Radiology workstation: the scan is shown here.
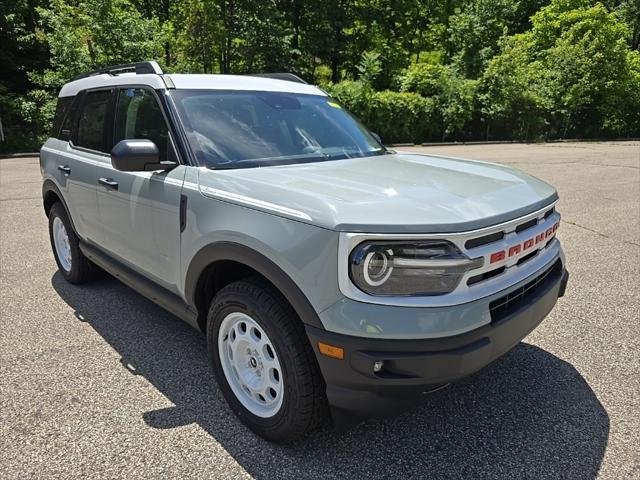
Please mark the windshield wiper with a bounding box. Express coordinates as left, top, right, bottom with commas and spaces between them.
212, 153, 330, 170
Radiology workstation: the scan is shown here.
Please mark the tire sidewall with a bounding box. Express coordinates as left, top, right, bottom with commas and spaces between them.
48, 203, 81, 282
207, 293, 303, 437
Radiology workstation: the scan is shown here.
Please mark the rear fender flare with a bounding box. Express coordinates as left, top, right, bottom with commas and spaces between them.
42, 179, 78, 235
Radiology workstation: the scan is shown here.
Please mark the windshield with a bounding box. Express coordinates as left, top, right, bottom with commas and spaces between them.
169, 90, 385, 169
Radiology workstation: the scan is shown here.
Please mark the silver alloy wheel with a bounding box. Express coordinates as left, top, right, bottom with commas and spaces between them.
52, 216, 72, 272
218, 312, 284, 418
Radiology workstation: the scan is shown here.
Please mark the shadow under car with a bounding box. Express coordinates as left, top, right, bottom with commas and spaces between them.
52, 272, 609, 480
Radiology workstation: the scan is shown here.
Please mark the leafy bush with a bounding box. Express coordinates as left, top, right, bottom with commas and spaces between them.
399, 64, 478, 140
356, 51, 382, 85
325, 81, 436, 143
0, 87, 55, 153
399, 63, 448, 97
440, 77, 479, 139
369, 91, 436, 143
324, 80, 375, 122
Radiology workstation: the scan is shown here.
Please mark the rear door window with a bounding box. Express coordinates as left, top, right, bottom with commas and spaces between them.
75, 90, 112, 152
114, 88, 169, 161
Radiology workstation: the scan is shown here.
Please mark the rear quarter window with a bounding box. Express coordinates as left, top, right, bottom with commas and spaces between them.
50, 96, 73, 139
59, 96, 81, 142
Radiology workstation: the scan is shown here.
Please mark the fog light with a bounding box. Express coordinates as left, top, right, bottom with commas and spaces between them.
373, 360, 384, 373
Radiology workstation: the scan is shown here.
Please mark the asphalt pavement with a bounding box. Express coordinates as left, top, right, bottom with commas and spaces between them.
1, 141, 639, 479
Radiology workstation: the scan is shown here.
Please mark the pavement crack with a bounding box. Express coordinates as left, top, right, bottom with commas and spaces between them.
562, 219, 640, 247
0, 196, 42, 202
590, 163, 640, 170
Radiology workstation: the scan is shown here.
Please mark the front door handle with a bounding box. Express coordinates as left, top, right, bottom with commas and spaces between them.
58, 165, 71, 175
98, 177, 119, 190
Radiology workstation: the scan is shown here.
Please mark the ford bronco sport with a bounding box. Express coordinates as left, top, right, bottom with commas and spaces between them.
41, 61, 569, 442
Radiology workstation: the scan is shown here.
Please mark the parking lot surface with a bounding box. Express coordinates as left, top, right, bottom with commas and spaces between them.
1, 141, 639, 479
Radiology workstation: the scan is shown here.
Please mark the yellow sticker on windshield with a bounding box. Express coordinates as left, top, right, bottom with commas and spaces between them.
327, 101, 342, 109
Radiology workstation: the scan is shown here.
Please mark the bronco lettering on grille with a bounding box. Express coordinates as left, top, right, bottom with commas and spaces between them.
490, 221, 559, 264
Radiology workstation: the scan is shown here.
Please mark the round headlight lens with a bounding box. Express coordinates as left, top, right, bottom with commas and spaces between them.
363, 249, 394, 286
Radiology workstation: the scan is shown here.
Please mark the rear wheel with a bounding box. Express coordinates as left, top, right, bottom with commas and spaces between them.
207, 277, 327, 442
48, 202, 94, 284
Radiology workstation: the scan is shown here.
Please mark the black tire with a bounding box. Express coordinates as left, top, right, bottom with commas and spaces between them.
206, 277, 328, 442
48, 202, 95, 284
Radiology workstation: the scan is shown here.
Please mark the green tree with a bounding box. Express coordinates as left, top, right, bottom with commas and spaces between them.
480, 0, 640, 139
173, 0, 294, 74
0, 0, 50, 152
613, 0, 639, 50
2, 0, 639, 151
232, 0, 292, 73
171, 0, 224, 73
446, 0, 554, 78
479, 36, 547, 139
35, 0, 164, 87
299, 0, 351, 82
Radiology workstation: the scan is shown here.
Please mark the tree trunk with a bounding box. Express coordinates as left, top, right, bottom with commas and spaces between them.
87, 40, 96, 65
220, 0, 233, 73
330, 22, 341, 83
330, 52, 339, 83
292, 0, 300, 51
164, 42, 171, 67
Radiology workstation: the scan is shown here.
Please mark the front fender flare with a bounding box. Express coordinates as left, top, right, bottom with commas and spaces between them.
184, 241, 325, 330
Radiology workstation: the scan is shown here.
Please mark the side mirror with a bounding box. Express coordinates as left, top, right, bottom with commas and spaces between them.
370, 131, 382, 144
111, 139, 177, 172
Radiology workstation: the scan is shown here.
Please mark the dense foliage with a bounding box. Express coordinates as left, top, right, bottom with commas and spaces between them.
1, 0, 638, 151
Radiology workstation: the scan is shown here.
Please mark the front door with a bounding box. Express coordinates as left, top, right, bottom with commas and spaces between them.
95, 87, 186, 292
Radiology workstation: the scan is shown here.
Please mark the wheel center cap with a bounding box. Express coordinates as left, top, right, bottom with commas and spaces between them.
249, 357, 257, 368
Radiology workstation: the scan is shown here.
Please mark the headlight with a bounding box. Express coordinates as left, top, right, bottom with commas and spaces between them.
349, 241, 483, 296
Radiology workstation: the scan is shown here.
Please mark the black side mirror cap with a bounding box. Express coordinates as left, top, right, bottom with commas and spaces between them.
111, 139, 177, 172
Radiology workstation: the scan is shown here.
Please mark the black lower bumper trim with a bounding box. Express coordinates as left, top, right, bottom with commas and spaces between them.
306, 267, 568, 418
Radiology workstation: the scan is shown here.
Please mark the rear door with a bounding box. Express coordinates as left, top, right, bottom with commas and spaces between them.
53, 90, 112, 243
95, 86, 186, 292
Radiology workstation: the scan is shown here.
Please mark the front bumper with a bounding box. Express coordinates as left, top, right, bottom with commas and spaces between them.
307, 264, 569, 418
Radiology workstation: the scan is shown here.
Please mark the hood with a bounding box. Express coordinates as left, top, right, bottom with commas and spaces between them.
197, 153, 558, 233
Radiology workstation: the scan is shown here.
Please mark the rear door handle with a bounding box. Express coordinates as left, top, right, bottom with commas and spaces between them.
98, 177, 119, 190
58, 165, 71, 175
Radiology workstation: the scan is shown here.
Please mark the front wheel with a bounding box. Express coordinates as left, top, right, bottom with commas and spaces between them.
206, 277, 327, 442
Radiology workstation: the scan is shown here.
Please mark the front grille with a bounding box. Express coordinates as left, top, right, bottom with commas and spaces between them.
489, 259, 562, 323
515, 218, 537, 233
465, 206, 555, 251
544, 207, 555, 219
465, 231, 504, 249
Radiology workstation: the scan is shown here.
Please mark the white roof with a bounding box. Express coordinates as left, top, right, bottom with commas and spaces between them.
169, 74, 325, 95
59, 73, 326, 97
59, 73, 167, 97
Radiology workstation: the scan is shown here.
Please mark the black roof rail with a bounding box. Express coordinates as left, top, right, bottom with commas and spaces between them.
72, 61, 163, 81
248, 73, 308, 84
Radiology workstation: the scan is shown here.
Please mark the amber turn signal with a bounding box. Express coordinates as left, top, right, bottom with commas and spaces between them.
318, 342, 344, 360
